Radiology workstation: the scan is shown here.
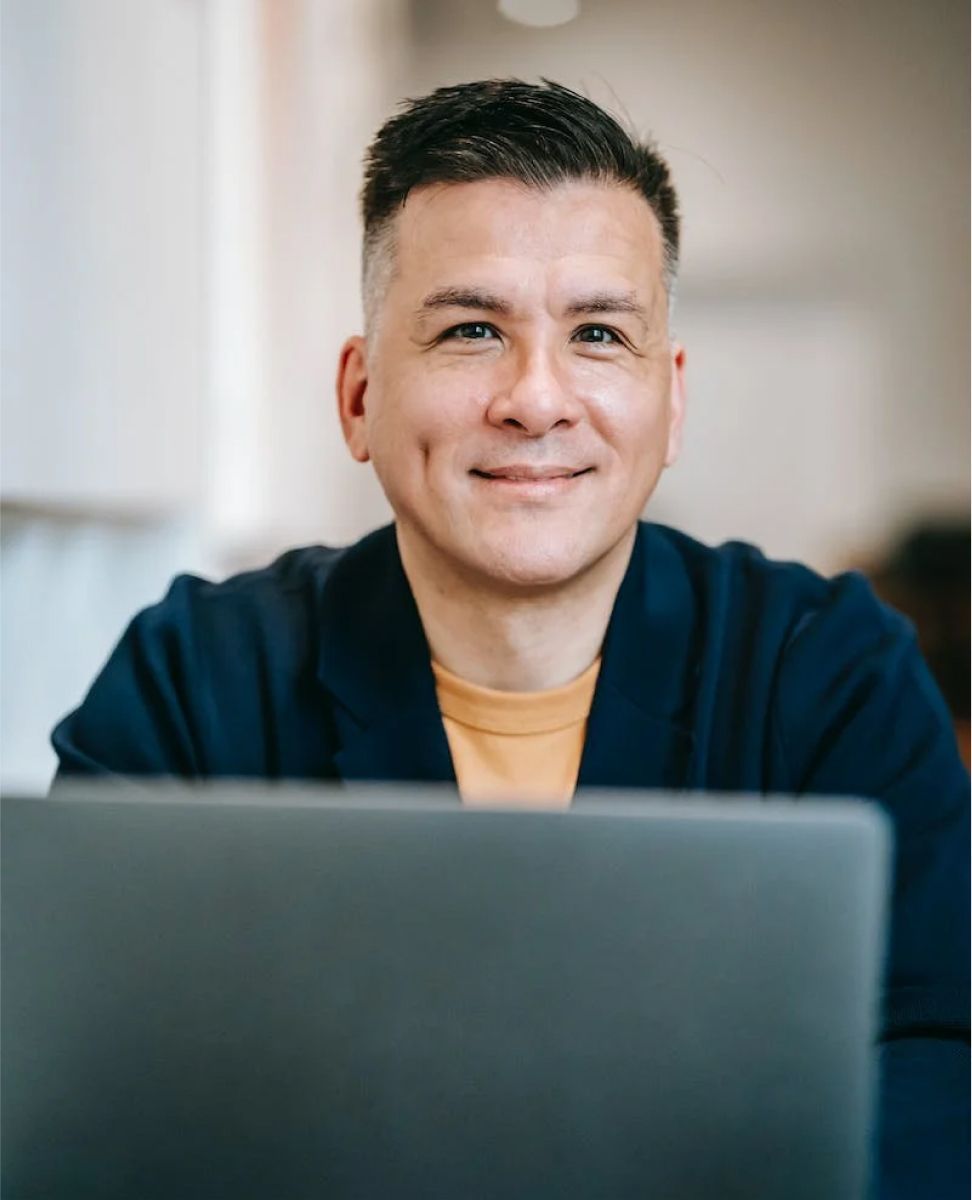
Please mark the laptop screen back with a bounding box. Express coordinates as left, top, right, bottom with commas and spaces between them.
2, 786, 889, 1200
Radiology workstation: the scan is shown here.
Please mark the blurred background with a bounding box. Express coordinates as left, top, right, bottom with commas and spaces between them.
2, 0, 968, 792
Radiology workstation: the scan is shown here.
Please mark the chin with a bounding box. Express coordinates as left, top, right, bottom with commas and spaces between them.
465, 526, 601, 591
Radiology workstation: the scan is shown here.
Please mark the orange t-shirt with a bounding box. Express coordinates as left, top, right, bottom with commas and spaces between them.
431, 658, 601, 808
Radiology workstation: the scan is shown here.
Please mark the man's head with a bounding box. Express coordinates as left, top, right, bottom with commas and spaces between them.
337, 78, 686, 593
359, 79, 681, 335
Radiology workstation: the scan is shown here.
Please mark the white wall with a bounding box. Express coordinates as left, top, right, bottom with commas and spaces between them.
205, 0, 402, 563
2, 0, 205, 512
2, 0, 213, 792
1, 0, 406, 792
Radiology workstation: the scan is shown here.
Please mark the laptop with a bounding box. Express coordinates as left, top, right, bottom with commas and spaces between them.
2, 784, 890, 1199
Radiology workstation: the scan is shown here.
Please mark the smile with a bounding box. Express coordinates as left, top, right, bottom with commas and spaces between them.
468, 466, 594, 498
470, 466, 594, 481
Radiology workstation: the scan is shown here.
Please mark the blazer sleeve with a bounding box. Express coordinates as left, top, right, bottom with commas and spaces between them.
774, 570, 969, 1200
51, 575, 207, 779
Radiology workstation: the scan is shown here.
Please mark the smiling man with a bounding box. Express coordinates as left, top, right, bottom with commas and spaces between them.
52, 80, 967, 1194
334, 162, 684, 804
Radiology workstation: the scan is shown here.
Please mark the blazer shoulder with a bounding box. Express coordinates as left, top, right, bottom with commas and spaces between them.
51, 542, 350, 778
171, 542, 342, 606
643, 521, 852, 631
148, 543, 343, 646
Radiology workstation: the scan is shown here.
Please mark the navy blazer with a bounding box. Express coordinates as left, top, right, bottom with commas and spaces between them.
53, 521, 970, 1197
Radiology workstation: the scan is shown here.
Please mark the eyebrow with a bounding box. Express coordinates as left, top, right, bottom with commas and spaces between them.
414, 286, 652, 330
564, 291, 651, 330
415, 287, 514, 319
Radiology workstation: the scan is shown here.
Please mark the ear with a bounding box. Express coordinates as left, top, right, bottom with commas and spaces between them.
664, 341, 686, 468
336, 336, 371, 463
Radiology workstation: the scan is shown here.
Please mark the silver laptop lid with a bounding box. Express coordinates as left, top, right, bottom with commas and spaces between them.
2, 785, 890, 1200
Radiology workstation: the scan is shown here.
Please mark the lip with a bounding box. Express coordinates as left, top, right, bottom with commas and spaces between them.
470, 465, 593, 481
469, 465, 594, 499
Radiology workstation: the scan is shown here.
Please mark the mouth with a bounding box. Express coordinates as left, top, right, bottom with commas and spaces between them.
468, 465, 595, 501
470, 466, 594, 481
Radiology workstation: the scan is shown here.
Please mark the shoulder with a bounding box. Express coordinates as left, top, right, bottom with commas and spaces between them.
134, 526, 396, 661
640, 520, 895, 647
114, 544, 340, 689
51, 527, 398, 777
84, 525, 399, 702
645, 524, 960, 796
119, 523, 406, 706
150, 543, 341, 636
641, 524, 963, 800
640, 522, 947, 756
162, 541, 344, 611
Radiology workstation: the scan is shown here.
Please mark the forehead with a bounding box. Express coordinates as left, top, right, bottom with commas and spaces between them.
389, 178, 666, 305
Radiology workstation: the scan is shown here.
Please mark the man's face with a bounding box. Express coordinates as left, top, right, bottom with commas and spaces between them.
338, 178, 685, 590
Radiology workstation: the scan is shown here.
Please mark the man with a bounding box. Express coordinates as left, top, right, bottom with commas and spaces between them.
53, 80, 968, 1194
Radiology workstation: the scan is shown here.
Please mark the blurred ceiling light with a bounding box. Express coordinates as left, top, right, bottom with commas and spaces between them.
498, 0, 581, 28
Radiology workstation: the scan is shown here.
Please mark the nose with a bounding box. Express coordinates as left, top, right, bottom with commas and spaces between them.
485, 347, 581, 437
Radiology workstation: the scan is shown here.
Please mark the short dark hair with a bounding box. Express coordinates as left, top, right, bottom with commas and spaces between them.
360, 78, 680, 324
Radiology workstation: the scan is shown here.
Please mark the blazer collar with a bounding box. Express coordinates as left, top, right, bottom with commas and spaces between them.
314, 524, 455, 784
577, 523, 696, 790
315, 522, 696, 791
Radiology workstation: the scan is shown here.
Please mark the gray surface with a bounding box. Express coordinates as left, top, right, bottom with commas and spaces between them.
2, 785, 890, 1199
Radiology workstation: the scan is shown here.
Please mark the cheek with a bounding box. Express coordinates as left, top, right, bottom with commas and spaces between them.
369, 368, 483, 473
586, 391, 670, 461
579, 361, 672, 460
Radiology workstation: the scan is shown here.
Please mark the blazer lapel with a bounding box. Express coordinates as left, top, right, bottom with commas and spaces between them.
314, 525, 455, 786
314, 521, 697, 794
577, 524, 697, 792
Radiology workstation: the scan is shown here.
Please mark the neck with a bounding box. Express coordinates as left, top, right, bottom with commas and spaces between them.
397, 525, 637, 692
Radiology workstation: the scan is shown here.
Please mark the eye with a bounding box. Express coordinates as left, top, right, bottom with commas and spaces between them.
573, 325, 621, 345
440, 322, 499, 342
